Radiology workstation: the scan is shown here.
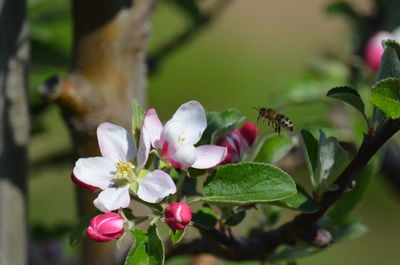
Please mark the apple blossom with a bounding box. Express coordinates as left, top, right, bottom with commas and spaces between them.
364, 31, 394, 72
164, 202, 192, 230
86, 212, 125, 242
141, 101, 228, 169
72, 122, 176, 212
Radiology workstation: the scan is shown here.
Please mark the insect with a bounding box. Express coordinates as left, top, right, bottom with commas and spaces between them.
253, 107, 293, 134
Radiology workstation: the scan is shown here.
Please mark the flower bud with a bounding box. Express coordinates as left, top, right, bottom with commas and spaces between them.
364, 31, 393, 72
71, 173, 99, 191
164, 202, 192, 230
217, 137, 240, 164
239, 122, 259, 146
86, 213, 124, 242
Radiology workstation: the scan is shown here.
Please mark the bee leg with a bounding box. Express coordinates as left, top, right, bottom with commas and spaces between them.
277, 125, 281, 134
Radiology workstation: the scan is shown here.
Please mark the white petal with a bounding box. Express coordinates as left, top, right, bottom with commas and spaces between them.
167, 101, 207, 145
137, 127, 151, 169
160, 121, 185, 157
191, 145, 228, 169
143, 109, 163, 148
137, 170, 176, 203
171, 144, 197, 168
73, 157, 115, 189
97, 122, 136, 163
93, 185, 131, 212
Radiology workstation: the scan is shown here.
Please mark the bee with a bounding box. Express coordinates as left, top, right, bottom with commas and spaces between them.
253, 107, 293, 134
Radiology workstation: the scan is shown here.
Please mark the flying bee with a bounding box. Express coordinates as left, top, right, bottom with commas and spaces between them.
253, 107, 293, 134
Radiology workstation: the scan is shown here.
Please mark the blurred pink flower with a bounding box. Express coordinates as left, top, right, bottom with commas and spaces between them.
86, 213, 124, 242
364, 31, 394, 72
164, 202, 192, 230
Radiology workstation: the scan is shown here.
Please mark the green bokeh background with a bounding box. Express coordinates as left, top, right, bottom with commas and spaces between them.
28, 0, 400, 264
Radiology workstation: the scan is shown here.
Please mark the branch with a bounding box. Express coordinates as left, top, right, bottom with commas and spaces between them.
167, 118, 400, 261
147, 0, 232, 73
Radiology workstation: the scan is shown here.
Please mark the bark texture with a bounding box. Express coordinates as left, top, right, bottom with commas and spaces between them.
53, 0, 158, 264
0, 0, 29, 264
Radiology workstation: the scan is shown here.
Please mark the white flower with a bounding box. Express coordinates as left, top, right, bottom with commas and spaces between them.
72, 122, 176, 212
141, 101, 227, 169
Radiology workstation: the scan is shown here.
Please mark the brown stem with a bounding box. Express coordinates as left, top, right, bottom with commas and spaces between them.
167, 118, 400, 261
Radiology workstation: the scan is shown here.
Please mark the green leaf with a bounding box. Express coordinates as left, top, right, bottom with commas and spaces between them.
69, 210, 100, 247
126, 230, 149, 265
373, 41, 400, 127
327, 86, 365, 114
276, 185, 319, 213
225, 209, 246, 226
203, 162, 296, 205
301, 130, 318, 182
314, 131, 348, 193
377, 41, 400, 80
192, 207, 218, 230
125, 226, 164, 265
200, 109, 243, 145
254, 135, 294, 164
370, 78, 400, 119
169, 228, 186, 244
147, 225, 164, 265
131, 98, 145, 137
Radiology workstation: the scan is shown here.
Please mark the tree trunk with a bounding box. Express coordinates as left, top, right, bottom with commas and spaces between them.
0, 0, 29, 265
54, 0, 158, 264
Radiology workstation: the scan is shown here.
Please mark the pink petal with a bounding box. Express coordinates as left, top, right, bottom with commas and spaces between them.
166, 101, 207, 145
239, 122, 259, 146
217, 137, 240, 164
191, 145, 228, 169
230, 129, 247, 155
171, 144, 197, 168
93, 186, 131, 212
364, 31, 393, 72
71, 173, 99, 191
137, 126, 150, 169
137, 170, 176, 203
72, 157, 115, 190
143, 109, 163, 148
97, 122, 136, 163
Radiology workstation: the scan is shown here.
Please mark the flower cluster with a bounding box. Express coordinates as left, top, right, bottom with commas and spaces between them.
217, 122, 259, 164
71, 101, 228, 241
364, 28, 400, 72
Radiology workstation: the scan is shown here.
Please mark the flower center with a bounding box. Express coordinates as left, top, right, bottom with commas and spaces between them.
115, 161, 135, 180
178, 136, 185, 144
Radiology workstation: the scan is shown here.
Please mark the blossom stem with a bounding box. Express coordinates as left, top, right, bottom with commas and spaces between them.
175, 171, 188, 202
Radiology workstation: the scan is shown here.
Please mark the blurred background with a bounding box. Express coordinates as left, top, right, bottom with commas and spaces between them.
27, 0, 400, 264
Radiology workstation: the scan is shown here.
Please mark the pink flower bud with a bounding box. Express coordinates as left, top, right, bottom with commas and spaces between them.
217, 137, 240, 164
239, 122, 259, 146
71, 173, 99, 191
86, 213, 124, 242
164, 202, 192, 230
364, 31, 393, 72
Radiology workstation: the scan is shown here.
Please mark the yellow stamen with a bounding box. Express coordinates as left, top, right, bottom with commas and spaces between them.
178, 136, 185, 144
115, 161, 135, 180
